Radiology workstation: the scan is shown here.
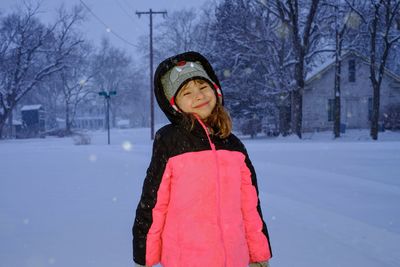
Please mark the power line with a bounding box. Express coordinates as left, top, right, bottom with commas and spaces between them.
79, 0, 139, 48
115, 0, 137, 23
122, 0, 136, 11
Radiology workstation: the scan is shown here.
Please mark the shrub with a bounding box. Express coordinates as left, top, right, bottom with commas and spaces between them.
72, 132, 91, 145
383, 104, 400, 130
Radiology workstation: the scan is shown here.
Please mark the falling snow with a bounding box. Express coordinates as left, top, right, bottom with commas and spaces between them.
344, 11, 362, 29
122, 141, 133, 151
223, 69, 231, 78
88, 154, 97, 162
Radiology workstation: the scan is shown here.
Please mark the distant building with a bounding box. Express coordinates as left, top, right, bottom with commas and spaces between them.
73, 116, 104, 130
303, 52, 400, 132
21, 104, 45, 138
116, 119, 130, 129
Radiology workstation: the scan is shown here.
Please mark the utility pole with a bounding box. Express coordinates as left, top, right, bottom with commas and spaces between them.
136, 9, 167, 140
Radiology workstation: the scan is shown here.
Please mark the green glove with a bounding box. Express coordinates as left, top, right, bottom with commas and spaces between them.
249, 261, 270, 267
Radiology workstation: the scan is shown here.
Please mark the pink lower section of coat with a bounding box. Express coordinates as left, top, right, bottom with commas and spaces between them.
145, 150, 271, 267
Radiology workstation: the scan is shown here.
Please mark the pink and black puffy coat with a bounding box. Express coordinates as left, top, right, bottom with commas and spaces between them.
132, 51, 272, 267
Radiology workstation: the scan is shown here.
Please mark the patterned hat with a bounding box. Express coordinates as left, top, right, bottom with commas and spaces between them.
160, 60, 222, 111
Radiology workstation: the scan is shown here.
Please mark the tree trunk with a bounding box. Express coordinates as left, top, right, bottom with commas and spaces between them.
8, 110, 13, 138
278, 40, 290, 136
291, 89, 303, 138
334, 25, 343, 138
334, 59, 341, 138
369, 7, 379, 141
279, 101, 291, 136
65, 102, 71, 135
0, 119, 5, 139
0, 108, 11, 139
292, 57, 304, 138
370, 82, 380, 140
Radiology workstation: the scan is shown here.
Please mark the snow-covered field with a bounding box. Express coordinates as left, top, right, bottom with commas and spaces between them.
1, 127, 399, 267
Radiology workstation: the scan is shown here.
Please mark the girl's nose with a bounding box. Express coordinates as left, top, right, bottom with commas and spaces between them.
195, 90, 205, 100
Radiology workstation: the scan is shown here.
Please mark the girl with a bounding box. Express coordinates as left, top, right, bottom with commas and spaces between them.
132, 51, 272, 267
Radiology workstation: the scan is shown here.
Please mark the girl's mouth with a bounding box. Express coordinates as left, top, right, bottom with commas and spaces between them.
194, 101, 209, 108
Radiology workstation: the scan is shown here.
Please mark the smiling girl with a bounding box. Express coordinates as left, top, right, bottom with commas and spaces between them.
132, 51, 272, 267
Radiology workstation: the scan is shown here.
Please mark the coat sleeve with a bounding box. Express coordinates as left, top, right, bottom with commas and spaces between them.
240, 144, 272, 263
132, 131, 172, 266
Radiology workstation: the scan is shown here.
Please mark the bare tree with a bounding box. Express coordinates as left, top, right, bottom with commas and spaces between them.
52, 5, 91, 134
209, 0, 294, 134
92, 38, 134, 128
0, 3, 84, 138
347, 0, 400, 140
60, 57, 94, 134
148, 6, 215, 72
273, 0, 321, 138
322, 0, 363, 138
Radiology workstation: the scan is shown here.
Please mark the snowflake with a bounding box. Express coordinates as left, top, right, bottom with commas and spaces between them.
344, 12, 361, 29
276, 22, 290, 39
79, 79, 87, 86
122, 141, 133, 151
258, 0, 267, 5
89, 154, 97, 162
245, 67, 253, 75
223, 69, 231, 78
48, 258, 56, 265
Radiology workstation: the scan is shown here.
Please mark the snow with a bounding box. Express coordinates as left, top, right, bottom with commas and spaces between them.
11, 119, 22, 126
305, 54, 336, 82
0, 127, 400, 267
20, 105, 43, 111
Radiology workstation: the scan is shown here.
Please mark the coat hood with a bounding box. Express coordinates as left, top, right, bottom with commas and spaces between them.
154, 51, 224, 125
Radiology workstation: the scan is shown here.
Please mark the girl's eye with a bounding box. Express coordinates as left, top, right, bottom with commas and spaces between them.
183, 92, 191, 96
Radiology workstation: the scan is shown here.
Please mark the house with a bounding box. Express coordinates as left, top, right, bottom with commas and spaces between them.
20, 104, 45, 138
73, 116, 104, 130
73, 104, 105, 130
302, 52, 400, 132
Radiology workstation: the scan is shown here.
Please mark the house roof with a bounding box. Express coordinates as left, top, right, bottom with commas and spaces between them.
21, 104, 43, 111
305, 51, 400, 85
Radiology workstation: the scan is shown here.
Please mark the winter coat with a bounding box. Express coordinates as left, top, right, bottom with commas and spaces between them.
132, 51, 272, 267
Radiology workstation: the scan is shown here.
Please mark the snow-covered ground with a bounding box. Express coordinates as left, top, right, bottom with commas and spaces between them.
0, 127, 399, 267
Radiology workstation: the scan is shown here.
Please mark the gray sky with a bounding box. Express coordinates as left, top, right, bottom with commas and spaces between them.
0, 0, 212, 59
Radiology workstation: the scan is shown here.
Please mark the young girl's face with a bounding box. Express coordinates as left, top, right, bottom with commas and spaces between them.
175, 80, 217, 119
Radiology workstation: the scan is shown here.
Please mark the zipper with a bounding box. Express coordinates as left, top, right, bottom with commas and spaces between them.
195, 115, 227, 267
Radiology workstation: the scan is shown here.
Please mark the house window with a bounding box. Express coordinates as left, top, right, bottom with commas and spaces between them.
349, 59, 356, 82
328, 99, 335, 121
368, 97, 373, 121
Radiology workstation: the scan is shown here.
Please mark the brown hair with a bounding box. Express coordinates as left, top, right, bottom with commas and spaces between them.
179, 80, 232, 139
